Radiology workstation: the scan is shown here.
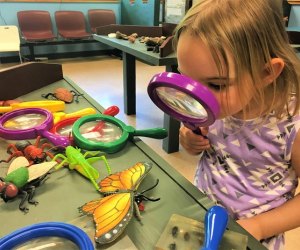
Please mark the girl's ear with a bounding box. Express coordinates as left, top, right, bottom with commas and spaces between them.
262, 58, 285, 85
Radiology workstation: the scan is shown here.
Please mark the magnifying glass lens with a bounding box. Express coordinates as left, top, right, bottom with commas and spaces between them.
3, 113, 47, 130
156, 86, 208, 119
12, 236, 79, 250
79, 120, 123, 142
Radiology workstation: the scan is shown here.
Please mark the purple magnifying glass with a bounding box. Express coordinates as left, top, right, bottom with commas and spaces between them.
147, 72, 220, 133
0, 108, 70, 147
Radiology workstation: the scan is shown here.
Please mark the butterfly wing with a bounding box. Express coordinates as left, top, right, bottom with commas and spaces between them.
99, 161, 152, 193
79, 192, 134, 244
79, 198, 103, 215
79, 162, 153, 245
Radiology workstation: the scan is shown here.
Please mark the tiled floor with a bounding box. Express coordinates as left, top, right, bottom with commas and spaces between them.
1, 56, 299, 249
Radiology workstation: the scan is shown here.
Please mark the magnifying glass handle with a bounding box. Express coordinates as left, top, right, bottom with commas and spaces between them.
133, 128, 168, 139
193, 127, 203, 135
183, 122, 206, 137
191, 126, 208, 139
103, 105, 119, 116
90, 106, 120, 133
201, 205, 228, 250
41, 130, 70, 147
192, 126, 209, 139
0, 101, 65, 113
53, 108, 97, 124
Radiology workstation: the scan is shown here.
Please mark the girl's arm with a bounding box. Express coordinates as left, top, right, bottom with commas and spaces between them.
237, 130, 300, 240
237, 193, 300, 240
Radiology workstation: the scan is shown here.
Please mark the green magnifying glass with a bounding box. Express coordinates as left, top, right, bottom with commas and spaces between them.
72, 114, 168, 153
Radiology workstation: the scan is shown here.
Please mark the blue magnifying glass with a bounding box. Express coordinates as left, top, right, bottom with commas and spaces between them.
0, 222, 94, 250
201, 205, 228, 250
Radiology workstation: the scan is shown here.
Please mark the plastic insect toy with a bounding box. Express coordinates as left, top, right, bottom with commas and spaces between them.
171, 226, 179, 238
41, 87, 83, 103
0, 136, 54, 165
0, 157, 57, 213
79, 162, 160, 245
0, 99, 21, 107
169, 242, 176, 250
52, 146, 111, 190
183, 232, 190, 241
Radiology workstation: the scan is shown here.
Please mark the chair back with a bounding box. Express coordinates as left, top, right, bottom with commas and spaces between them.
17, 10, 56, 42
88, 9, 116, 33
55, 11, 91, 39
0, 26, 21, 52
0, 26, 22, 62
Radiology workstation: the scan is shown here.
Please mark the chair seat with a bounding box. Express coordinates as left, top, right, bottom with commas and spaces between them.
22, 31, 56, 42
59, 31, 92, 39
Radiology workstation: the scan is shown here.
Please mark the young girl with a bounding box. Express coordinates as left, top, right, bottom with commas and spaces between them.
175, 0, 300, 249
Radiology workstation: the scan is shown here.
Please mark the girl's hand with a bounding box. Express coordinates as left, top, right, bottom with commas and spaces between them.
179, 126, 211, 155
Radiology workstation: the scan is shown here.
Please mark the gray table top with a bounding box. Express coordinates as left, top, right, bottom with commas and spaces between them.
0, 73, 266, 250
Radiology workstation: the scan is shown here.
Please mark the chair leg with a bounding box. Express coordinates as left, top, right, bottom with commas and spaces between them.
29, 44, 35, 61
19, 51, 22, 63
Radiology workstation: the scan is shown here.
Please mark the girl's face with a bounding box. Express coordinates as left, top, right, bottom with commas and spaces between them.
177, 32, 256, 119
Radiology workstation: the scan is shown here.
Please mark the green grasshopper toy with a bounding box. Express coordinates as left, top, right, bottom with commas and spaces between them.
52, 146, 111, 190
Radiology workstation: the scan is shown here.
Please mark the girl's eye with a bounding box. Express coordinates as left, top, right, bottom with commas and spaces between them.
207, 82, 225, 91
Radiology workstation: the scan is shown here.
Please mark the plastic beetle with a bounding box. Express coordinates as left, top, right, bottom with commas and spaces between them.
42, 87, 83, 103
0, 136, 54, 165
0, 100, 21, 107
0, 157, 57, 213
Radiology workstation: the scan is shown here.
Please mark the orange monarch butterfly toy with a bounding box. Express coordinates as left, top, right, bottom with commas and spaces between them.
79, 161, 160, 244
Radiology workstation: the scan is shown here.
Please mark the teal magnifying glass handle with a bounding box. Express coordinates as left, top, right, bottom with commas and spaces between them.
201, 205, 228, 250
125, 126, 168, 139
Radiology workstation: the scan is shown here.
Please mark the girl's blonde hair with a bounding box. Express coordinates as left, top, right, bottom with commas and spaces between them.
173, 0, 300, 118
